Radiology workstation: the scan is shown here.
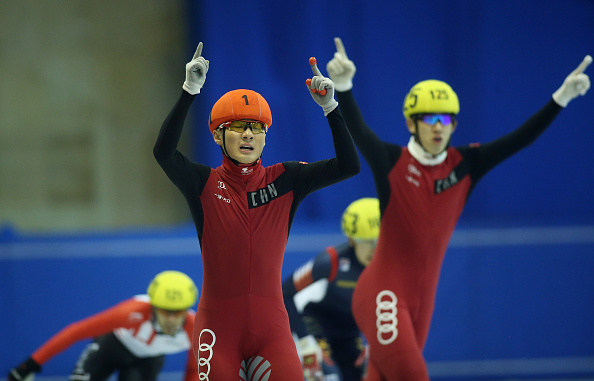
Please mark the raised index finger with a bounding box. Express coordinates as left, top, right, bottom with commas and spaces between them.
192, 42, 203, 60
309, 57, 323, 76
571, 55, 592, 75
334, 37, 348, 59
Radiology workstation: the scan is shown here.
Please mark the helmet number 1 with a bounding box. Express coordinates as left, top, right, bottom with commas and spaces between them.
242, 94, 249, 105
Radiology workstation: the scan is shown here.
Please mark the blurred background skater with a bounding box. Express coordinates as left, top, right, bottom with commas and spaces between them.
283, 197, 380, 381
7, 270, 199, 381
325, 37, 591, 380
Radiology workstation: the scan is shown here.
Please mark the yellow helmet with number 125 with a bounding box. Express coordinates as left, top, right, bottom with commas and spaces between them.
147, 270, 198, 311
402, 79, 460, 119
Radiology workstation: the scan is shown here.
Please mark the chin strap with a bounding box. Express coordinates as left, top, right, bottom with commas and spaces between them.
219, 128, 231, 158
407, 136, 447, 166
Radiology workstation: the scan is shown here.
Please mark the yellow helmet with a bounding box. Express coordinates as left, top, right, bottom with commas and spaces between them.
147, 270, 198, 310
402, 79, 460, 119
341, 198, 381, 240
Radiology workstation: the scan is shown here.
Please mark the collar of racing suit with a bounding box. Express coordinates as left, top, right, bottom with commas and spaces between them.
407, 136, 448, 166
222, 154, 262, 179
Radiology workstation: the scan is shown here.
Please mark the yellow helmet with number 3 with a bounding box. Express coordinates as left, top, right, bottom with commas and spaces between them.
402, 79, 460, 119
147, 270, 198, 311
341, 198, 381, 240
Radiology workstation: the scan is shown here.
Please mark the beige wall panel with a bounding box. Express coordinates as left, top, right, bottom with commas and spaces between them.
0, 1, 192, 231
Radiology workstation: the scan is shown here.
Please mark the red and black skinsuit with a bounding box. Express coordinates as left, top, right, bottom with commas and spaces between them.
154, 91, 359, 380
336, 89, 563, 380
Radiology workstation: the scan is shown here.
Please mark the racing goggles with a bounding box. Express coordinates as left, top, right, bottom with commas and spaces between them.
416, 114, 454, 126
219, 120, 268, 134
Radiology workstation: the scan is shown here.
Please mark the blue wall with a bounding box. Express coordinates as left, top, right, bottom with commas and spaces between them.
182, 0, 594, 226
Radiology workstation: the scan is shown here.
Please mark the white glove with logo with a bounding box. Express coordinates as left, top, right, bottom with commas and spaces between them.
183, 42, 209, 95
306, 57, 338, 116
552, 55, 591, 107
326, 37, 356, 92
298, 335, 324, 381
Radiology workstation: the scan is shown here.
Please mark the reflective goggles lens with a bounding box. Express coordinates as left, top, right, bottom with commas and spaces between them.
219, 120, 268, 134
418, 114, 453, 126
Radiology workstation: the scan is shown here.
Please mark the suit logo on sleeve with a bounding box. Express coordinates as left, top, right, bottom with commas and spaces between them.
435, 170, 459, 194
248, 182, 279, 208
434, 163, 468, 194
339, 258, 351, 272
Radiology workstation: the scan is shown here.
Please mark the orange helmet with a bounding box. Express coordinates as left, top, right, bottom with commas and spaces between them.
208, 89, 272, 132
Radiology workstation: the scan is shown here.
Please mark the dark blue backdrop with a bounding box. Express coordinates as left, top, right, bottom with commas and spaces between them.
181, 0, 594, 226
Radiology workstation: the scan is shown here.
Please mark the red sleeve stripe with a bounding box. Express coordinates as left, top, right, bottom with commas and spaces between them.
326, 246, 339, 282
293, 260, 314, 292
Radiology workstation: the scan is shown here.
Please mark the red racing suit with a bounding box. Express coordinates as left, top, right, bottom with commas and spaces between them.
336, 89, 563, 380
154, 91, 359, 380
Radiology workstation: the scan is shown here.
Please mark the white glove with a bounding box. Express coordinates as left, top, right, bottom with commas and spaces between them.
307, 57, 338, 116
326, 37, 356, 92
552, 55, 591, 107
298, 335, 324, 381
182, 42, 209, 95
